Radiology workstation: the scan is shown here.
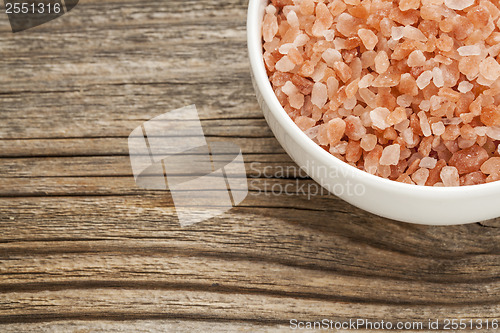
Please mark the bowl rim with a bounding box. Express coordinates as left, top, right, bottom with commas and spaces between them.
247, 0, 500, 197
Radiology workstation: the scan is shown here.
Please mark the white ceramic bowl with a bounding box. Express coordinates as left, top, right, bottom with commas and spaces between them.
247, 0, 500, 225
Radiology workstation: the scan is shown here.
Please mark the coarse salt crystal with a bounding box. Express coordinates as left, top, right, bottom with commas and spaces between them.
370, 107, 391, 130
457, 45, 481, 56
311, 82, 328, 108
479, 57, 500, 81
403, 26, 428, 42
431, 121, 446, 135
391, 26, 405, 41
458, 81, 473, 93
282, 81, 298, 96
322, 49, 342, 67
440, 166, 460, 186
358, 28, 378, 50
416, 70, 433, 89
418, 111, 432, 137
379, 144, 401, 166
275, 56, 295, 72
432, 67, 445, 88
279, 43, 295, 55
420, 157, 438, 169
444, 0, 474, 11
358, 74, 374, 88
407, 50, 426, 67
397, 94, 413, 107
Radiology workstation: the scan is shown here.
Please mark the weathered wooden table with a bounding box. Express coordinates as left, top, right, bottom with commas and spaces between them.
1, 1, 499, 332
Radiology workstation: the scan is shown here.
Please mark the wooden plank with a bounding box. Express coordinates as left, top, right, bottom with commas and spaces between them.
0, 320, 288, 333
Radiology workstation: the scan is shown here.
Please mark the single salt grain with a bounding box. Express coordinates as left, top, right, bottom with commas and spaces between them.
286, 10, 299, 28
322, 49, 342, 67
374, 51, 390, 74
344, 96, 357, 110
407, 50, 426, 67
391, 26, 405, 41
431, 121, 446, 135
481, 157, 500, 175
416, 70, 433, 89
358, 28, 378, 50
360, 134, 378, 151
293, 34, 310, 47
444, 0, 474, 11
412, 168, 430, 186
432, 67, 444, 88
397, 94, 413, 107
326, 118, 346, 145
458, 81, 473, 93
457, 45, 481, 56
403, 26, 428, 42
358, 74, 374, 88
418, 111, 432, 137
380, 144, 401, 166
479, 57, 500, 81
440, 166, 460, 186
263, 13, 278, 43
279, 43, 295, 55
420, 100, 431, 111
275, 56, 296, 72
370, 107, 391, 130
304, 125, 319, 139
282, 81, 298, 96
420, 157, 438, 169
311, 82, 328, 108
400, 0, 421, 11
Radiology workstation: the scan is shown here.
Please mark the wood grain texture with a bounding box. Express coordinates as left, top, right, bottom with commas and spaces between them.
0, 0, 499, 332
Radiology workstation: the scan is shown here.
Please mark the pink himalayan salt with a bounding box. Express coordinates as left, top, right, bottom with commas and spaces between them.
322, 49, 342, 67
444, 0, 474, 11
312, 3, 333, 37
374, 51, 390, 74
326, 118, 346, 145
311, 82, 327, 108
380, 144, 401, 166
448, 145, 489, 174
360, 134, 378, 151
295, 116, 315, 131
420, 156, 438, 169
412, 168, 430, 186
440, 166, 460, 186
416, 70, 433, 89
432, 68, 444, 88
358, 29, 378, 50
391, 26, 405, 40
457, 45, 482, 57
403, 26, 428, 42
358, 74, 374, 88
400, 0, 421, 11
431, 121, 446, 135
265, 0, 500, 187
364, 145, 383, 174
479, 57, 500, 81
275, 56, 295, 72
458, 81, 473, 93
418, 111, 432, 137
345, 115, 366, 140
370, 107, 391, 130
480, 157, 500, 176
407, 50, 426, 67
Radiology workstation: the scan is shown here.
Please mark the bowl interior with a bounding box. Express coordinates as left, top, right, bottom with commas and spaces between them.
247, 0, 500, 198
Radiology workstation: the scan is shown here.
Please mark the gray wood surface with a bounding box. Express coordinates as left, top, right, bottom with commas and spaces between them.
0, 0, 499, 332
